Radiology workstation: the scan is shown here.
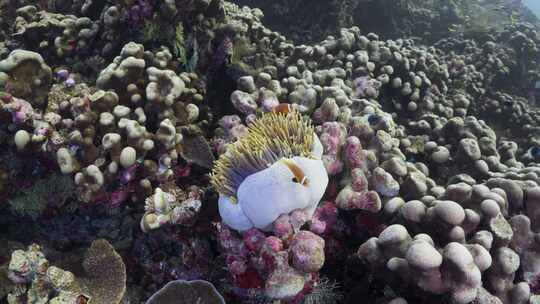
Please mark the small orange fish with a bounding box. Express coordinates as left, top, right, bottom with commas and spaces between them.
273, 103, 292, 114
280, 158, 309, 187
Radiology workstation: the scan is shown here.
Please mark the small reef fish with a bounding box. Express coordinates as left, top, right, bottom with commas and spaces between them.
280, 158, 309, 187
273, 103, 293, 114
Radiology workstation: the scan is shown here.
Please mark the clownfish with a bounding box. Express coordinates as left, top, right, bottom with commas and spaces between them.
280, 158, 309, 187
273, 103, 293, 114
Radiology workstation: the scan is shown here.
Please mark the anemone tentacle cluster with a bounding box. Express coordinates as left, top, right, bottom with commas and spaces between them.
211, 109, 328, 231
211, 110, 316, 197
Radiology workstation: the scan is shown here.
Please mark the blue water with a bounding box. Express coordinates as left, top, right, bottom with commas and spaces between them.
524, 0, 540, 17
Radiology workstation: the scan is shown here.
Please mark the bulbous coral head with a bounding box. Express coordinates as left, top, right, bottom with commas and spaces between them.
211, 110, 328, 231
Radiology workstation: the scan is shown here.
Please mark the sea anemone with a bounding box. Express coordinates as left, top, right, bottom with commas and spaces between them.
211, 110, 328, 231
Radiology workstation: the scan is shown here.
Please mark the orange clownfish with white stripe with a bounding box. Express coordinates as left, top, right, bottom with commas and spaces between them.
280, 158, 310, 187
273, 103, 293, 114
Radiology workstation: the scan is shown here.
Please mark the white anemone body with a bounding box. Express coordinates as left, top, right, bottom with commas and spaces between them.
218, 155, 328, 231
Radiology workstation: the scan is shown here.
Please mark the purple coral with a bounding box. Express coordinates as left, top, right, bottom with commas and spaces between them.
4, 97, 34, 124
123, 0, 153, 25
353, 76, 380, 98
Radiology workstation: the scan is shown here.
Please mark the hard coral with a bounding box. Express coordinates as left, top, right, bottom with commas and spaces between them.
0, 50, 52, 107
6, 240, 125, 304
140, 185, 202, 232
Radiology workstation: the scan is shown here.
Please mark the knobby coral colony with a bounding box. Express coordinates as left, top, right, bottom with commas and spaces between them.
2, 0, 540, 303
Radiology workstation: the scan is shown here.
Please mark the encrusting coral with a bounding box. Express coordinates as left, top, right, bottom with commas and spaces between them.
5, 239, 125, 304
0, 49, 52, 106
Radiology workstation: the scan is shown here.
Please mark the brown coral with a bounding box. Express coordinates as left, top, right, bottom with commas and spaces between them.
79, 239, 126, 304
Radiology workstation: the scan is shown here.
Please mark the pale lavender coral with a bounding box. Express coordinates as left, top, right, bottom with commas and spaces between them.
64, 77, 76, 87
258, 89, 280, 112
310, 202, 339, 235
231, 90, 258, 114
336, 186, 381, 212
313, 98, 339, 123
345, 136, 377, 171
358, 225, 488, 304
372, 166, 400, 197
486, 246, 531, 304
2, 97, 34, 124
524, 187, 540, 231
214, 115, 248, 154
352, 76, 380, 98
316, 122, 347, 176
290, 231, 325, 273
56, 69, 69, 79
510, 215, 540, 289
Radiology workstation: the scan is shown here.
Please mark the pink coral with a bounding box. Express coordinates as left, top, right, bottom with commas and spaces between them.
336, 187, 381, 212
310, 202, 339, 235
217, 218, 327, 302
317, 122, 347, 175
353, 76, 380, 98
290, 231, 325, 273
4, 97, 34, 124
273, 214, 295, 240
345, 136, 367, 169
242, 228, 266, 252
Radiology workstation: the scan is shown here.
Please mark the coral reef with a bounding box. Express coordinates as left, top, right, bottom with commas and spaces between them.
0, 0, 540, 303
231, 0, 540, 44
5, 240, 125, 304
